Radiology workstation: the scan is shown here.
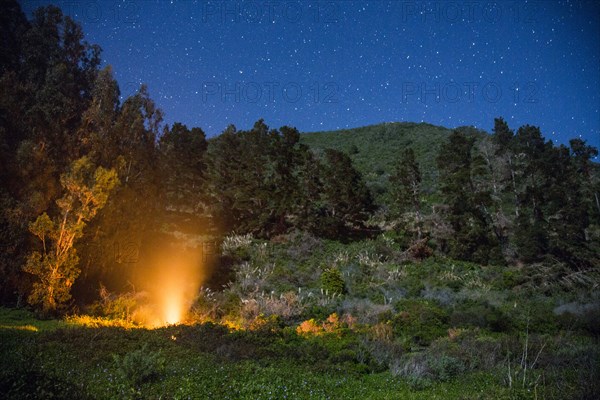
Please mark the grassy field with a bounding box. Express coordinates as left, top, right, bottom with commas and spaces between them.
2, 233, 599, 399
0, 308, 531, 400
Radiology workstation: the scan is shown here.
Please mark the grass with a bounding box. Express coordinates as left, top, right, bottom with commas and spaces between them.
0, 307, 68, 332
0, 313, 526, 400
1, 233, 598, 399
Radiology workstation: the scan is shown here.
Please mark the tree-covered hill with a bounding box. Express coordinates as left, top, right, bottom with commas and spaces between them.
1, 0, 598, 316
301, 122, 488, 202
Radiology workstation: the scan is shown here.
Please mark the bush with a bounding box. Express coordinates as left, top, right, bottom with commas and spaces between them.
296, 319, 322, 336
221, 233, 254, 256
321, 267, 346, 295
113, 344, 165, 393
390, 353, 432, 389
285, 230, 323, 262
407, 239, 434, 260
392, 299, 449, 345
89, 286, 141, 322
339, 298, 392, 324
427, 355, 465, 381
450, 301, 511, 332
390, 351, 465, 388
555, 302, 600, 335
301, 303, 336, 321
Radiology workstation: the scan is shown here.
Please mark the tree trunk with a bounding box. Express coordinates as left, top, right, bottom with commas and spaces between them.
509, 155, 519, 218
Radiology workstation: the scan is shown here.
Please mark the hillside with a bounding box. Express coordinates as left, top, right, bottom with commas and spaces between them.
301, 122, 485, 202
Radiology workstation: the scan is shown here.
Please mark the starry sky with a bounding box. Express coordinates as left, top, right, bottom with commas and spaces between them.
21, 0, 600, 151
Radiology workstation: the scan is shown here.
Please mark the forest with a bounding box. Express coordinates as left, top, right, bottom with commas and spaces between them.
1, 2, 599, 399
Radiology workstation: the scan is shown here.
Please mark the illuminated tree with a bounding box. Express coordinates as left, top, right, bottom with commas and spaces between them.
23, 157, 118, 314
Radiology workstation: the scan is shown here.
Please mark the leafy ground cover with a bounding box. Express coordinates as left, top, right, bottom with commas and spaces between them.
2, 232, 598, 399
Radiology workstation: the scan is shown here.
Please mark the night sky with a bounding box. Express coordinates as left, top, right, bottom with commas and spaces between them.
21, 0, 600, 152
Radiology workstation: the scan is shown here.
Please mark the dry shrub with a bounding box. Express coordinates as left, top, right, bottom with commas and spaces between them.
232, 262, 274, 294
390, 353, 430, 380
240, 299, 260, 321
340, 298, 392, 324
323, 313, 341, 333
296, 318, 322, 336
296, 313, 343, 336
407, 238, 433, 260
341, 313, 358, 330
189, 288, 220, 323
371, 322, 393, 342
221, 233, 253, 254
246, 291, 304, 320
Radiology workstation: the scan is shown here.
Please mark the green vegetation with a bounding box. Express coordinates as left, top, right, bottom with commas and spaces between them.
1, 234, 599, 398
1, 1, 599, 398
301, 122, 455, 201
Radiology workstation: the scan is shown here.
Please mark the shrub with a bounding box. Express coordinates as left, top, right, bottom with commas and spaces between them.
221, 233, 254, 255
427, 355, 465, 381
370, 322, 393, 342
392, 299, 449, 345
358, 337, 404, 373
230, 262, 275, 295
296, 319, 322, 336
296, 313, 343, 337
340, 298, 392, 324
321, 267, 346, 295
390, 353, 431, 389
407, 238, 433, 260
449, 301, 511, 332
436, 329, 502, 370
249, 314, 283, 332
323, 313, 342, 333
301, 304, 335, 321
89, 286, 141, 322
112, 344, 165, 392
285, 230, 323, 261
555, 302, 600, 335
189, 287, 220, 323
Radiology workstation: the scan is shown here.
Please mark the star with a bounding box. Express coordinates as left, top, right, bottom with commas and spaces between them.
13, 0, 593, 147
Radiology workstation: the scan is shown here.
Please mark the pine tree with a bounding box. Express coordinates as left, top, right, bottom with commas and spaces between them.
510, 125, 551, 262
436, 130, 498, 263
159, 122, 207, 214
390, 148, 423, 239
570, 138, 600, 222
319, 149, 375, 238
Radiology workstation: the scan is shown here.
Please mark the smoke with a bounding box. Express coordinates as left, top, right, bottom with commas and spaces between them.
130, 238, 212, 327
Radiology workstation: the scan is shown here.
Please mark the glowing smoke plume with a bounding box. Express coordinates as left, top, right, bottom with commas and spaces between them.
131, 239, 209, 327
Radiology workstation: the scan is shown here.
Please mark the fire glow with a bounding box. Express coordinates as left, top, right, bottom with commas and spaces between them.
132, 244, 207, 328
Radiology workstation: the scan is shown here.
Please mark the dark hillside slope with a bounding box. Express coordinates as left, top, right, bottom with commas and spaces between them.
301, 122, 487, 203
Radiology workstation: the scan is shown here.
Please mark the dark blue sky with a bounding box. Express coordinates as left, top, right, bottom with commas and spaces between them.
22, 0, 599, 152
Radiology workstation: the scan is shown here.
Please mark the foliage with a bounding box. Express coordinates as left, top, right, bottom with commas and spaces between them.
22, 157, 118, 314
158, 122, 207, 214
390, 148, 423, 239
321, 267, 346, 295
317, 149, 376, 238
392, 299, 450, 346
1, 2, 600, 398
112, 343, 165, 396
436, 129, 498, 264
